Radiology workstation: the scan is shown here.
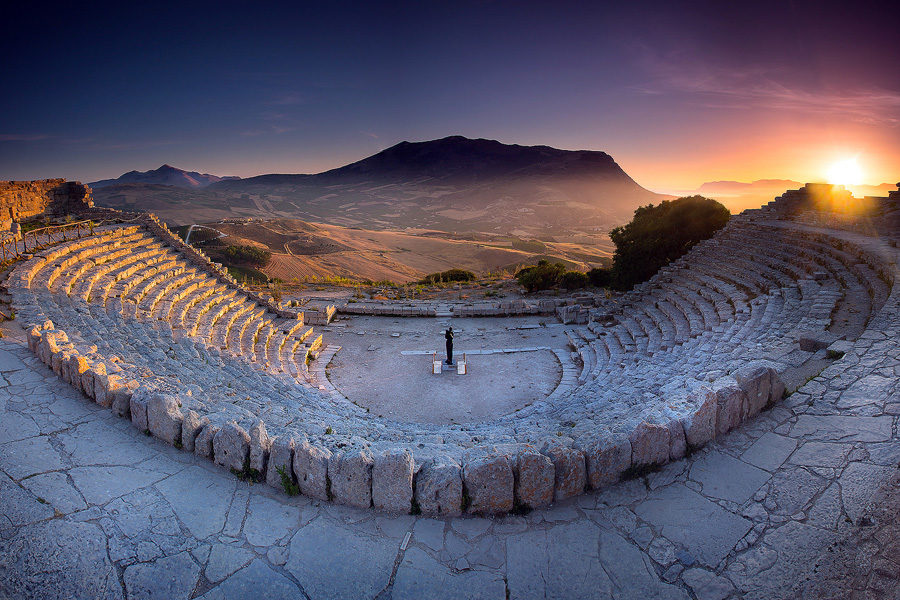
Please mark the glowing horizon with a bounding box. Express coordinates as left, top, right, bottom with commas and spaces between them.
1, 3, 897, 196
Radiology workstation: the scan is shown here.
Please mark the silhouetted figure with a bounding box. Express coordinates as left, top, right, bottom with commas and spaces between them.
445, 326, 454, 365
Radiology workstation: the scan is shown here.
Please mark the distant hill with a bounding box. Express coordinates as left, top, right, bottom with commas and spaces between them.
93, 136, 664, 236
90, 164, 240, 189
698, 179, 800, 195
693, 179, 896, 213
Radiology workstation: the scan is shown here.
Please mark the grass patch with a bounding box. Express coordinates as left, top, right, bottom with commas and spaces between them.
227, 265, 269, 285
276, 465, 300, 496
409, 496, 422, 515
231, 455, 263, 483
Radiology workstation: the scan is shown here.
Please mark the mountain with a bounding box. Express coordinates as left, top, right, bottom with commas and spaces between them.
228, 136, 641, 185
90, 164, 240, 189
93, 136, 664, 236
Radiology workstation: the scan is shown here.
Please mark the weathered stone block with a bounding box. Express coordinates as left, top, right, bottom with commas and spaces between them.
578, 432, 632, 489
82, 363, 105, 401
68, 354, 89, 392
414, 456, 463, 516
682, 387, 717, 447
146, 394, 183, 446
329, 449, 374, 508
129, 388, 150, 431
191, 421, 217, 458
372, 448, 414, 512
59, 351, 72, 383
734, 365, 769, 417
213, 422, 250, 471
50, 348, 64, 374
667, 419, 687, 460
540, 443, 586, 502
111, 381, 136, 418
629, 421, 670, 467
734, 361, 784, 417
248, 420, 270, 474
513, 447, 554, 509
293, 439, 332, 500
462, 452, 514, 514
27, 326, 41, 353
93, 372, 110, 407
712, 377, 747, 436
181, 410, 208, 453
266, 435, 296, 490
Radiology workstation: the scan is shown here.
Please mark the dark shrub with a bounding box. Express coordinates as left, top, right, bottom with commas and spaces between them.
222, 245, 272, 267
516, 260, 565, 292
560, 271, 589, 289
419, 268, 476, 284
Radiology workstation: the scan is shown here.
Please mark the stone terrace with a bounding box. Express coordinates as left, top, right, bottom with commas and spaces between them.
3, 186, 898, 518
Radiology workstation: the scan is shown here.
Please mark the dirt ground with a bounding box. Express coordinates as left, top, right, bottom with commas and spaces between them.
323, 315, 569, 425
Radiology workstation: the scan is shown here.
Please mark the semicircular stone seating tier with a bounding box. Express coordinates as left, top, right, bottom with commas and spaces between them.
6, 214, 897, 516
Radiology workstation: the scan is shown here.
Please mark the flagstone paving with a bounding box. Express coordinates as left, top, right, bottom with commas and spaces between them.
1, 307, 897, 599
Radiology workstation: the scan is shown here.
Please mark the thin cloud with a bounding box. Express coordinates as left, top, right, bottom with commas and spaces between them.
636, 58, 900, 126
266, 92, 306, 106
0, 133, 51, 141
240, 125, 296, 137
88, 139, 183, 151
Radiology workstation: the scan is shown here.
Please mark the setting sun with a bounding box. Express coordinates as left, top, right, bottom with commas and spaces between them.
827, 157, 863, 186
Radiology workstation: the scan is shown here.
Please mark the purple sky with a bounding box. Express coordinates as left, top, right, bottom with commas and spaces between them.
1, 1, 897, 191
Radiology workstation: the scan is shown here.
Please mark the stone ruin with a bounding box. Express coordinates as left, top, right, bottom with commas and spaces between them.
0, 179, 94, 229
4, 182, 899, 516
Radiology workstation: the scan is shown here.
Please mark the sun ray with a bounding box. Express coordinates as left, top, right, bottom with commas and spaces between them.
826, 157, 863, 186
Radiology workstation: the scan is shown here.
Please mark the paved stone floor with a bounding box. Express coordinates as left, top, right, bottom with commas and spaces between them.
324, 316, 569, 424
1, 318, 898, 599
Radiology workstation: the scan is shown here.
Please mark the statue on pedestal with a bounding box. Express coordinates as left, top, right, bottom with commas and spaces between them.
445, 326, 454, 365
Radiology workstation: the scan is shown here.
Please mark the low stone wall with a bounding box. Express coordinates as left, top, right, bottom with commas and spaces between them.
302, 305, 336, 325
338, 297, 564, 318
0, 179, 94, 224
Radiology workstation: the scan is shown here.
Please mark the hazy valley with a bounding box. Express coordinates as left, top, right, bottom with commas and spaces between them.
92, 136, 664, 239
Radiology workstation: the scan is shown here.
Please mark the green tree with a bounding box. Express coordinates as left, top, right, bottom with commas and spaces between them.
587, 267, 612, 288
609, 196, 729, 289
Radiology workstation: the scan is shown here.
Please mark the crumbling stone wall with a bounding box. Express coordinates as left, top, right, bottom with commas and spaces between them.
0, 179, 95, 225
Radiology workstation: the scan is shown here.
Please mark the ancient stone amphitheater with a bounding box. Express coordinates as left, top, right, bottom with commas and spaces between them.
5, 183, 899, 522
